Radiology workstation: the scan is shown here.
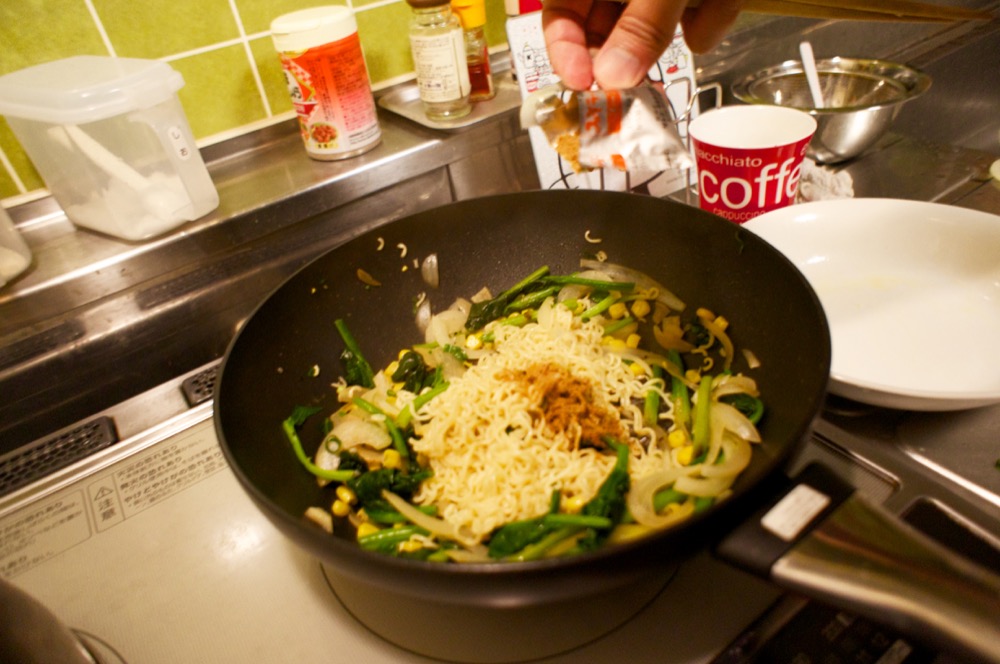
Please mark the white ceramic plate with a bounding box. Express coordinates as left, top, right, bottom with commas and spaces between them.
746, 199, 1000, 410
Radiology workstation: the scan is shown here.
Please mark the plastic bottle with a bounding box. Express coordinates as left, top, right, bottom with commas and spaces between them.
451, 0, 495, 102
406, 0, 472, 121
272, 6, 381, 160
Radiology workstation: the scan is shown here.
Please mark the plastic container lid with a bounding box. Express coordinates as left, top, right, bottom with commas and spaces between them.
0, 56, 184, 125
271, 6, 358, 52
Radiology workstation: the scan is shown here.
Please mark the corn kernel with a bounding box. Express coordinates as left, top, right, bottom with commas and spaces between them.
630, 299, 651, 319
335, 485, 356, 505
398, 539, 424, 553
676, 445, 695, 465
608, 302, 628, 319
668, 430, 688, 448
356, 523, 380, 539
607, 523, 652, 544
603, 337, 627, 351
332, 499, 351, 517
466, 334, 482, 350
625, 333, 641, 349
383, 448, 403, 470
563, 496, 586, 513
685, 369, 701, 383
629, 362, 645, 376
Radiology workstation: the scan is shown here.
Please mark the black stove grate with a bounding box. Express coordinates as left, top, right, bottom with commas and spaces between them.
181, 365, 218, 407
0, 416, 118, 497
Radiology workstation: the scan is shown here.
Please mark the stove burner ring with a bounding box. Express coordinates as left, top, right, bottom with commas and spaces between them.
73, 630, 129, 664
319, 561, 679, 663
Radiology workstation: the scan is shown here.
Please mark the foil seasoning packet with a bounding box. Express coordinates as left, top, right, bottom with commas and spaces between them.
520, 84, 693, 174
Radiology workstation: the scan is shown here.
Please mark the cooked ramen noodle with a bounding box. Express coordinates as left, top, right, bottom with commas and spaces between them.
286, 260, 763, 562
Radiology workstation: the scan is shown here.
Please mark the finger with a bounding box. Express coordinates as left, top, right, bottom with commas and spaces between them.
681, 0, 745, 53
592, 0, 688, 89
543, 0, 599, 89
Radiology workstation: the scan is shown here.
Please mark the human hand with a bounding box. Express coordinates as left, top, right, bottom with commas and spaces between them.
543, 0, 744, 90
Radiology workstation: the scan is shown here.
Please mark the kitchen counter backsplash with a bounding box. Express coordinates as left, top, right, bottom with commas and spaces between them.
0, 0, 510, 201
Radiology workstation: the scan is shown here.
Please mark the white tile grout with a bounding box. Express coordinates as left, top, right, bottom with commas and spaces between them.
227, 0, 273, 118
160, 36, 249, 62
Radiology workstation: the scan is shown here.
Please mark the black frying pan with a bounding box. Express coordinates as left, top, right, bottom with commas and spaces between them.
214, 191, 999, 662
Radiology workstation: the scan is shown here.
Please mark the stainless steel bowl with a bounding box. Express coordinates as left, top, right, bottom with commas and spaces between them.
732, 57, 932, 163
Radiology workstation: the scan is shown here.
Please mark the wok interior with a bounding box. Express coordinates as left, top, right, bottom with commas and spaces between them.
215, 191, 830, 588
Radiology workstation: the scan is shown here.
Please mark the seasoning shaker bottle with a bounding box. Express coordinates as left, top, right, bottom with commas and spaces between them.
272, 6, 381, 160
405, 0, 472, 121
451, 0, 495, 102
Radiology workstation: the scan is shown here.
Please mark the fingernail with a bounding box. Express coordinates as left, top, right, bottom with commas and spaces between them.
594, 46, 645, 88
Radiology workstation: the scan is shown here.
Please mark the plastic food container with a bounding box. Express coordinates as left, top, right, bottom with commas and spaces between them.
0, 56, 219, 241
0, 205, 31, 289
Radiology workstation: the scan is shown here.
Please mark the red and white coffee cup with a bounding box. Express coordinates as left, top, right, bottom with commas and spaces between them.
689, 106, 816, 223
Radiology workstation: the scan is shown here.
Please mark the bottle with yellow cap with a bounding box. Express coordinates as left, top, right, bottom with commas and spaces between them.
405, 0, 472, 121
451, 0, 495, 102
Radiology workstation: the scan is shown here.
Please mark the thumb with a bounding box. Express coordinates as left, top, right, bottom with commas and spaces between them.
592, 0, 686, 88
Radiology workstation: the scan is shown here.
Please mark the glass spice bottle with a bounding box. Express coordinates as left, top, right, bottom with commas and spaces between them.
405, 0, 472, 121
451, 0, 496, 102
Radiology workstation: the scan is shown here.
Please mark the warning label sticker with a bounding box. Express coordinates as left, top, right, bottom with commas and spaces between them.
0, 492, 90, 578
0, 419, 225, 579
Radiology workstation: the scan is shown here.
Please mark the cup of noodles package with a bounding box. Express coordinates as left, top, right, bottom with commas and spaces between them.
521, 84, 693, 174
688, 105, 816, 223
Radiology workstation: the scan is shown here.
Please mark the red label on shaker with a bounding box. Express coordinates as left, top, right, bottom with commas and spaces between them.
279, 32, 381, 160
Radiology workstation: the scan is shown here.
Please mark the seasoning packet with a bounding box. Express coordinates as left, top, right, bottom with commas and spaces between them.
520, 83, 693, 173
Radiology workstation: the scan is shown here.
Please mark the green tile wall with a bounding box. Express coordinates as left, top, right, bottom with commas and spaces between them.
0, 0, 509, 202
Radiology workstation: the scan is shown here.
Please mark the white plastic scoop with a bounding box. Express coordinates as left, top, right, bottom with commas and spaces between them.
50, 124, 189, 224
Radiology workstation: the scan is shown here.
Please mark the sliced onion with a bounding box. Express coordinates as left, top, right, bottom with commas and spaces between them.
470, 286, 492, 303
448, 297, 472, 317
653, 316, 696, 352
382, 490, 480, 548
712, 374, 760, 398
356, 268, 381, 287
425, 308, 468, 346
557, 283, 588, 303
701, 317, 734, 371
702, 431, 752, 478
711, 400, 761, 443
580, 258, 685, 311
414, 296, 432, 334
329, 412, 393, 451
435, 349, 467, 380
673, 473, 734, 497
443, 547, 492, 563
627, 467, 698, 528
304, 507, 333, 534
421, 253, 439, 289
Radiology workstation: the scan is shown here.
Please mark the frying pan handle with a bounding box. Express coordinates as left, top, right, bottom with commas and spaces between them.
716, 464, 1000, 663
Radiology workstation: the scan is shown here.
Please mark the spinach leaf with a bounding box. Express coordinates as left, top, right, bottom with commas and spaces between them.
335, 319, 375, 388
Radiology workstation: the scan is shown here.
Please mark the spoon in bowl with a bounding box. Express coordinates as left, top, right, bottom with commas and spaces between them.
799, 41, 825, 108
